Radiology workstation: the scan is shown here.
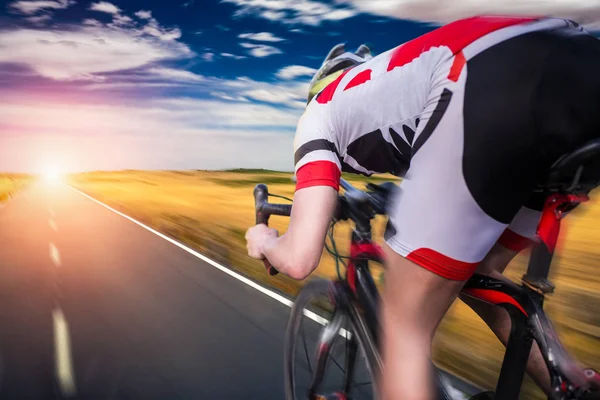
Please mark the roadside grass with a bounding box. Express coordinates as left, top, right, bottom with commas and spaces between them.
0, 174, 33, 203
69, 169, 600, 399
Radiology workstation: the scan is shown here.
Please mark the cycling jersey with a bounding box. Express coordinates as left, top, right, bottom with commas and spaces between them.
293, 16, 600, 280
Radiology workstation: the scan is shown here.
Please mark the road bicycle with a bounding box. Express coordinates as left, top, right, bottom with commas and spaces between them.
253, 139, 600, 400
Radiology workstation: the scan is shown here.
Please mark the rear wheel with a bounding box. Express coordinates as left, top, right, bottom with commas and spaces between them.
284, 279, 380, 400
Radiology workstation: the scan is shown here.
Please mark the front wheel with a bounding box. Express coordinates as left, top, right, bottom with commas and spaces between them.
284, 279, 380, 400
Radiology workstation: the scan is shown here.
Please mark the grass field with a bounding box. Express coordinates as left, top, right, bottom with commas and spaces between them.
0, 174, 32, 203
69, 169, 600, 399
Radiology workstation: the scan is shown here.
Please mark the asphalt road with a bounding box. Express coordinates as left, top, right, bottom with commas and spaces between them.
0, 181, 479, 400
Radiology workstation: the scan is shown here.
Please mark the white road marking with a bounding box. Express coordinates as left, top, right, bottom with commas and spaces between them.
53, 308, 77, 397
49, 219, 58, 232
50, 242, 61, 266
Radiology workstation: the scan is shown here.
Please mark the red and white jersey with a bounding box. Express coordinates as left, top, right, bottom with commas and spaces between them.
293, 16, 570, 191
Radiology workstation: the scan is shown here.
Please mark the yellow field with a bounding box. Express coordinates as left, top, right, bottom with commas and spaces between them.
0, 174, 33, 203
69, 170, 600, 398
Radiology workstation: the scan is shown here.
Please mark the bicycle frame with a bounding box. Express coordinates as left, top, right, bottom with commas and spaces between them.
346, 234, 384, 344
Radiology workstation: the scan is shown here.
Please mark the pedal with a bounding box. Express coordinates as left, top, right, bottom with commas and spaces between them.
522, 275, 555, 295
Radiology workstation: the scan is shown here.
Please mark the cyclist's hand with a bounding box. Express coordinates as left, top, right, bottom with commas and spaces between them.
245, 224, 279, 260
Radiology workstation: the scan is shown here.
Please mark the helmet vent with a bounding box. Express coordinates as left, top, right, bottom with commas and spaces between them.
324, 43, 346, 62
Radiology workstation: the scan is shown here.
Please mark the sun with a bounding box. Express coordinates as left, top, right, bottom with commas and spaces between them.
42, 166, 63, 183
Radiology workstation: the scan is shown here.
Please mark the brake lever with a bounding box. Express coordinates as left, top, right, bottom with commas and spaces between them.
254, 184, 280, 276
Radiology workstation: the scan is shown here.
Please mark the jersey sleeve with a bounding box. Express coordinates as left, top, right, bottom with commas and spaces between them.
293, 103, 342, 192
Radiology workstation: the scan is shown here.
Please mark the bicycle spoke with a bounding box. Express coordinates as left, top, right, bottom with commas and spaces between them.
327, 349, 345, 373
324, 319, 347, 375
300, 319, 313, 375
350, 381, 373, 398
350, 381, 372, 389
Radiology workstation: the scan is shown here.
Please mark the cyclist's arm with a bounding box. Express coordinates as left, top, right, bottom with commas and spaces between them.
260, 185, 338, 280
254, 99, 340, 279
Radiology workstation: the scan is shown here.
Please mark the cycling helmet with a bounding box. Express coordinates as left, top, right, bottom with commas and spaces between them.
307, 43, 373, 104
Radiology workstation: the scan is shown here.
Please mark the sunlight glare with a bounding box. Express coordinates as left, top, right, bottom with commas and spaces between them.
42, 166, 63, 183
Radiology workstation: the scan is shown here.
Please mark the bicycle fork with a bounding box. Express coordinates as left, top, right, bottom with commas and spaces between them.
309, 311, 345, 397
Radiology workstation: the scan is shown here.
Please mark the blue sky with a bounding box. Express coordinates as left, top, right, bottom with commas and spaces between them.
0, 0, 597, 173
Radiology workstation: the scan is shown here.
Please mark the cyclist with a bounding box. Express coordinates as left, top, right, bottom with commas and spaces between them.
246, 16, 600, 399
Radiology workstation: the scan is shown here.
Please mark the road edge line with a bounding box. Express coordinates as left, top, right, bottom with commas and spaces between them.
69, 186, 297, 306
70, 186, 346, 332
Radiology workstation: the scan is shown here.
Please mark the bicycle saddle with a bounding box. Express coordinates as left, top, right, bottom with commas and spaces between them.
544, 138, 600, 193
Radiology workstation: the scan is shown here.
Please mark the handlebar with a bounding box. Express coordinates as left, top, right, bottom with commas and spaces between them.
253, 184, 292, 275
252, 179, 396, 276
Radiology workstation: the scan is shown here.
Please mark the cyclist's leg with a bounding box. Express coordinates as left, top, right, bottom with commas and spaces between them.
381, 29, 572, 400
381, 245, 466, 400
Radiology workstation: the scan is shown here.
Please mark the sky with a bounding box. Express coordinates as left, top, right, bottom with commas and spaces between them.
1, 0, 599, 173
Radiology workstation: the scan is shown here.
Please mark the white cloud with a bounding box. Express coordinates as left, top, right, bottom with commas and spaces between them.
219, 76, 309, 108
222, 0, 359, 25
25, 14, 52, 23
83, 82, 183, 90
341, 0, 600, 27
142, 18, 182, 41
146, 67, 204, 82
244, 89, 295, 104
326, 8, 357, 20
0, 25, 192, 80
134, 10, 152, 20
210, 91, 249, 102
112, 14, 133, 26
221, 52, 247, 60
202, 52, 215, 62
240, 42, 283, 57
82, 18, 101, 26
182, 0, 195, 7
238, 32, 285, 42
276, 65, 317, 80
8, 0, 74, 15
261, 10, 286, 21
89, 1, 121, 15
